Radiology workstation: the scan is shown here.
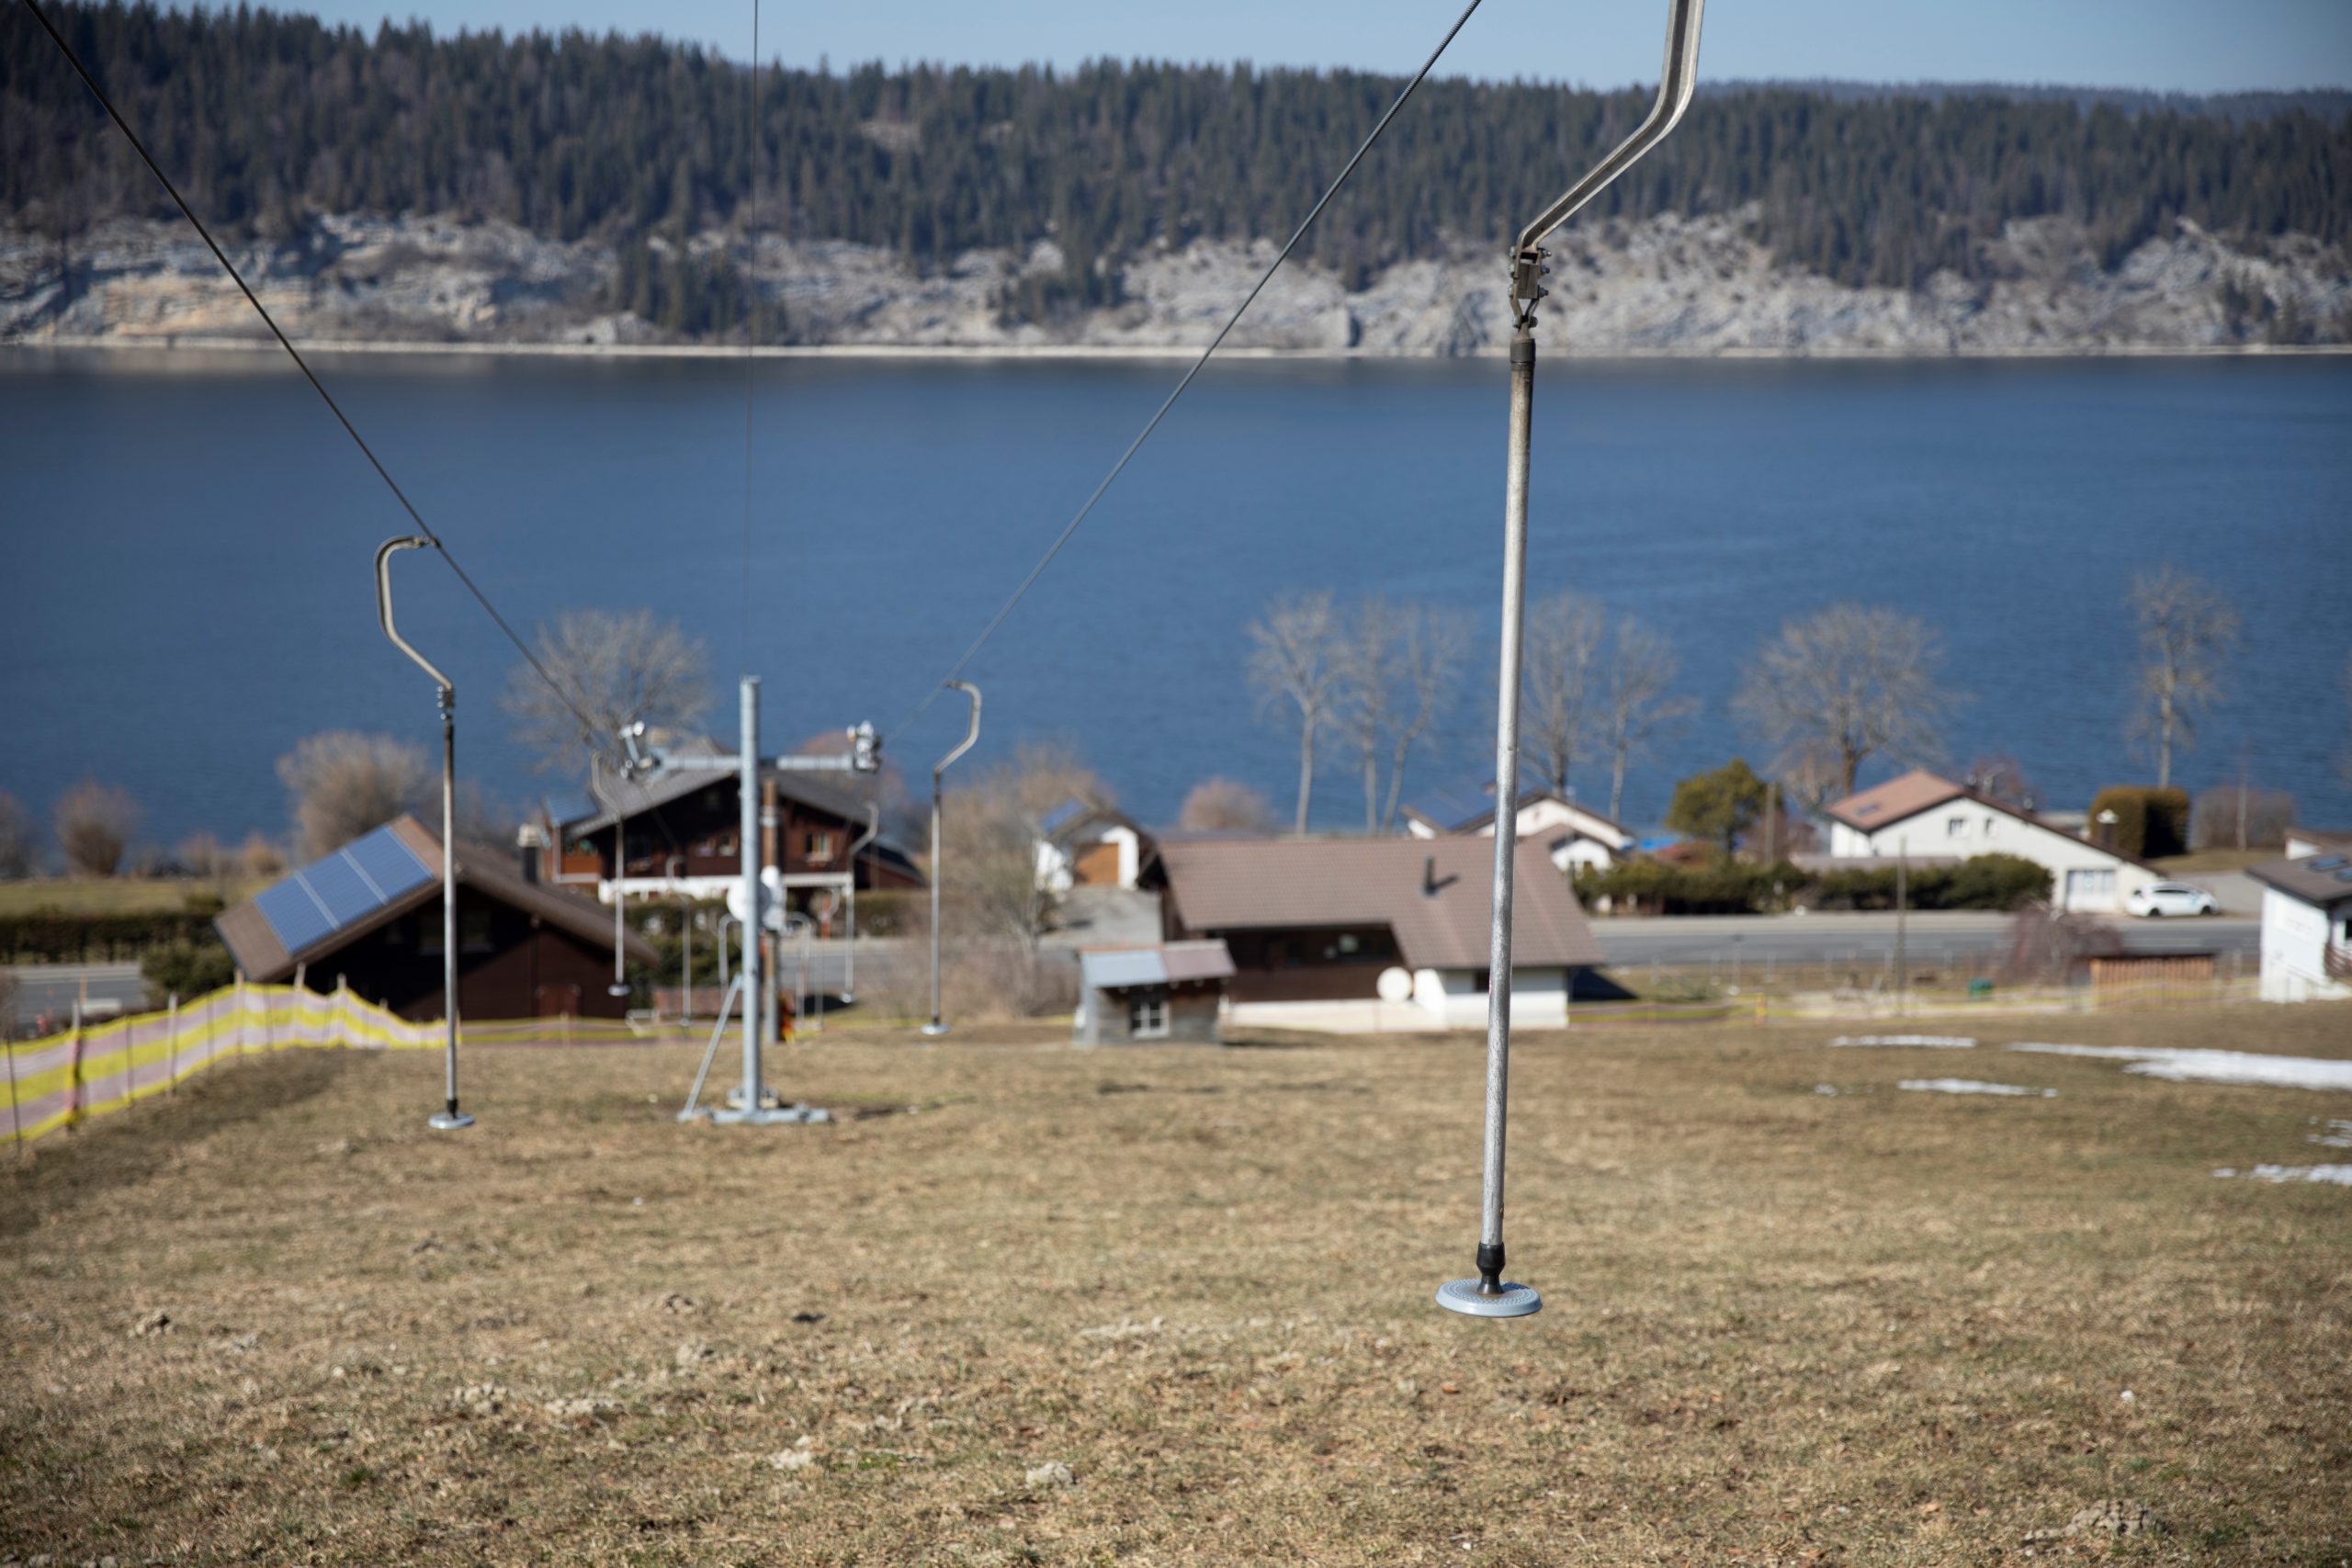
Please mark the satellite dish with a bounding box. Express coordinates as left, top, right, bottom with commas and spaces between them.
1376, 966, 1414, 1004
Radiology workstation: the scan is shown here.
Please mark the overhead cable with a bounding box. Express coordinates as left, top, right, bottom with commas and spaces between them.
882, 0, 1488, 744
22, 0, 605, 741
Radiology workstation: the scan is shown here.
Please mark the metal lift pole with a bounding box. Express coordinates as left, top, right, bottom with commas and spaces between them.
716, 675, 775, 1121
922, 682, 983, 1038
375, 536, 473, 1133
1438, 0, 1704, 1320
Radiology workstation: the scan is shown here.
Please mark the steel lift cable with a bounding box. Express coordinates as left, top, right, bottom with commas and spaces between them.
21, 0, 605, 747
1436, 0, 1706, 1322
741, 0, 763, 670
880, 0, 1488, 748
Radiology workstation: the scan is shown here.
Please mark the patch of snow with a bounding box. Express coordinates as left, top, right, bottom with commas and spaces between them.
2009, 1043, 2352, 1092
1813, 1084, 1840, 1097
1829, 1034, 1976, 1049
1899, 1078, 2056, 1098
2309, 1120, 2352, 1149
2211, 1165, 2352, 1186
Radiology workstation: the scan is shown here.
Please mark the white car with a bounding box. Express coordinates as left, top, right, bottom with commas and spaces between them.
2126, 881, 2218, 918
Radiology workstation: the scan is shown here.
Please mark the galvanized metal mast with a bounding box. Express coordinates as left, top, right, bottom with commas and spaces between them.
1438, 0, 1704, 1319
633, 682, 878, 1124
922, 682, 983, 1038
375, 536, 473, 1133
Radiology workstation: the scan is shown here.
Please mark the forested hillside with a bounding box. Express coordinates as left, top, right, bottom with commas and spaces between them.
3, 2, 2346, 348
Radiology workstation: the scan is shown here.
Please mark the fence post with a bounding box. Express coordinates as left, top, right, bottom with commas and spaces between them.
6, 1036, 21, 1155
67, 1002, 84, 1133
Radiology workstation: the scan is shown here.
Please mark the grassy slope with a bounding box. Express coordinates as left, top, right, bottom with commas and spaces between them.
3, 1006, 2348, 1563
0, 877, 264, 916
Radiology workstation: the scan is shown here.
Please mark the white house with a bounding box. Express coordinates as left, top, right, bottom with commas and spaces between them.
1823, 770, 2158, 914
1035, 802, 1151, 894
2249, 853, 2352, 1002
1403, 788, 1636, 873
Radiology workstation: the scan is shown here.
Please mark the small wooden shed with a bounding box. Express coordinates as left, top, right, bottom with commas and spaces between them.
1075, 942, 1234, 1045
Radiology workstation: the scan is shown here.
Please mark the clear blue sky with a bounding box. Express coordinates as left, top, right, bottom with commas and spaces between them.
271, 0, 2352, 93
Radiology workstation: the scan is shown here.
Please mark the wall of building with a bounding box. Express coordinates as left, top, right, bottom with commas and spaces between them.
2258, 887, 2352, 1003
1830, 800, 2153, 912
1410, 966, 1570, 1028
300, 889, 628, 1021
1077, 981, 1223, 1044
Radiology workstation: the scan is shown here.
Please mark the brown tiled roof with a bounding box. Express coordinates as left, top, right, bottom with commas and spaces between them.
1158, 837, 1602, 970
1825, 770, 1968, 830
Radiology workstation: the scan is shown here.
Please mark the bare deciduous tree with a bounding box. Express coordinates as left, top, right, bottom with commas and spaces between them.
942, 742, 1113, 954
1736, 604, 1964, 799
238, 833, 287, 879
53, 779, 140, 877
277, 731, 434, 861
1246, 592, 1341, 834
503, 609, 713, 778
2341, 651, 2352, 790
1962, 752, 2037, 809
2128, 565, 2240, 789
174, 831, 227, 879
1597, 614, 1696, 825
1179, 777, 1278, 833
0, 790, 34, 879
1331, 598, 1400, 834
1521, 591, 1606, 798
1382, 604, 1473, 834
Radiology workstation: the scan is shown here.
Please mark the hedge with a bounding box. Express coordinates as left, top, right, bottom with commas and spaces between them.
0, 908, 223, 964
1805, 852, 2052, 912
2088, 786, 2190, 860
1576, 852, 2052, 916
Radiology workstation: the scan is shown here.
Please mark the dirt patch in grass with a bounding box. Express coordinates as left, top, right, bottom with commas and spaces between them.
4, 1005, 2349, 1563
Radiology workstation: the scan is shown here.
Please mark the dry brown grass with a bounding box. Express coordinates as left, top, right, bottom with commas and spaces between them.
5, 1004, 2350, 1565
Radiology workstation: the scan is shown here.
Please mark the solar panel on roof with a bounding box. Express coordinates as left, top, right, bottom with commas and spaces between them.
2312, 855, 2347, 871
249, 823, 438, 960
345, 829, 434, 901
302, 852, 384, 927
254, 877, 338, 956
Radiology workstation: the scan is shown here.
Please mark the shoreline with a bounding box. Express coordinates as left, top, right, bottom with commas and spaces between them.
6, 333, 2349, 365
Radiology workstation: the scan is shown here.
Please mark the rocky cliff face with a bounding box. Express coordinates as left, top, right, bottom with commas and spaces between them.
4, 207, 2344, 355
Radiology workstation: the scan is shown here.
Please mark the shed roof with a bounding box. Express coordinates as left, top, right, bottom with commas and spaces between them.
1080, 941, 1237, 991
2249, 852, 2352, 908
1158, 837, 1602, 971
216, 817, 657, 983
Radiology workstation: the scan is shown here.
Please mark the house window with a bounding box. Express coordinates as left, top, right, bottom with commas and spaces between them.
420, 916, 443, 955
807, 829, 834, 863
461, 910, 494, 953
1984, 816, 1997, 836
1947, 818, 1967, 838
1128, 991, 1168, 1039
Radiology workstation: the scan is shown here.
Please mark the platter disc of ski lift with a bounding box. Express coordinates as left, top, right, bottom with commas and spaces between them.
1436, 1278, 1543, 1318
1376, 967, 1414, 1004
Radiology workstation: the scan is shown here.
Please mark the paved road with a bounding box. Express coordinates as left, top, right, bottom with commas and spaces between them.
1591, 911, 2257, 970
4, 962, 148, 1032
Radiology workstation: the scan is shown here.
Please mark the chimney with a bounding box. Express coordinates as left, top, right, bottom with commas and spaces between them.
515, 821, 548, 885
1423, 854, 1439, 897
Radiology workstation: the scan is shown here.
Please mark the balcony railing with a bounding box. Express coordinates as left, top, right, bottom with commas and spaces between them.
2325, 943, 2352, 983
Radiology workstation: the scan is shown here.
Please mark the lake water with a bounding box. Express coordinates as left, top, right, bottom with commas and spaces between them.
3, 347, 2348, 855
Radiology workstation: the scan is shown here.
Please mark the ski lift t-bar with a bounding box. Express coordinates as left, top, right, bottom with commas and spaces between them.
374, 536, 474, 1134
620, 720, 883, 779
922, 682, 983, 1038
1437, 0, 1704, 1321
